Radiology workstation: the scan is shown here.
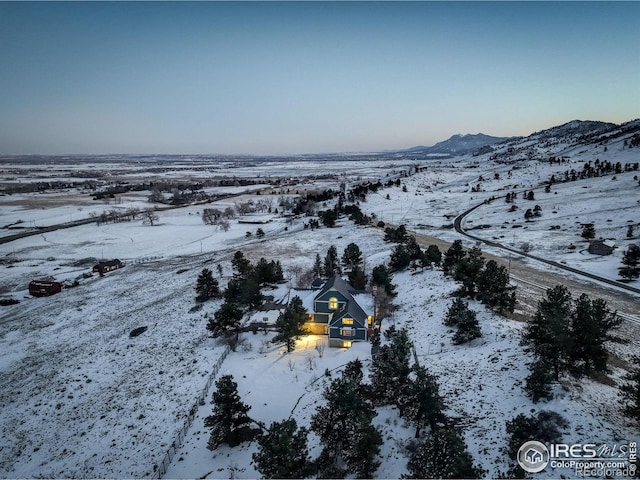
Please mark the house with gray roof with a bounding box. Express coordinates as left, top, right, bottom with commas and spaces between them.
588, 238, 616, 255
303, 276, 375, 348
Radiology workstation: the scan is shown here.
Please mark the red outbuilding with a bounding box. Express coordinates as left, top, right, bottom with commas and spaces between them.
29, 280, 62, 297
92, 259, 124, 275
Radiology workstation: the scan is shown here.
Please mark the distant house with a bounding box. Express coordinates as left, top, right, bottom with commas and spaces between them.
29, 279, 62, 297
588, 239, 616, 255
93, 259, 124, 275
290, 276, 375, 348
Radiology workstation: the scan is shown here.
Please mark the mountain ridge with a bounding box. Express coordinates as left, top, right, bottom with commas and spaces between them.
405, 133, 509, 156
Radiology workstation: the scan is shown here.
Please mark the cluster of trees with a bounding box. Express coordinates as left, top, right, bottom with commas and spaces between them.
89, 207, 143, 226
504, 190, 543, 220
209, 329, 483, 478
504, 189, 535, 203
524, 204, 542, 220
370, 327, 484, 478
310, 359, 383, 478
626, 133, 640, 148
549, 158, 639, 185
206, 362, 381, 478
202, 206, 236, 230
442, 240, 516, 315
206, 251, 283, 350
317, 201, 375, 228
383, 225, 442, 272
309, 243, 368, 290
522, 285, 621, 402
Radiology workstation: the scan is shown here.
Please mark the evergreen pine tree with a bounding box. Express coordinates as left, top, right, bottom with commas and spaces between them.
252, 419, 314, 479
253, 258, 274, 286
569, 294, 620, 374
506, 411, 568, 459
522, 285, 573, 381
423, 244, 442, 268
225, 277, 263, 309
324, 245, 341, 275
272, 296, 309, 353
342, 242, 363, 272
454, 246, 485, 297
196, 268, 220, 301
347, 265, 367, 291
442, 240, 466, 276
452, 310, 482, 345
208, 302, 243, 350
389, 244, 411, 271
342, 416, 383, 479
581, 223, 596, 240
369, 327, 412, 410
273, 260, 284, 283
313, 253, 323, 277
231, 250, 253, 278
384, 224, 407, 243
524, 358, 555, 402
619, 355, 640, 421
444, 297, 473, 327
205, 375, 253, 449
405, 427, 483, 479
371, 264, 397, 297
476, 260, 516, 314
311, 360, 381, 479
402, 364, 446, 438
405, 235, 423, 263
620, 244, 640, 280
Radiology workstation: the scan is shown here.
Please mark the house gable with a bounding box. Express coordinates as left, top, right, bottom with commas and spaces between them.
297, 275, 376, 346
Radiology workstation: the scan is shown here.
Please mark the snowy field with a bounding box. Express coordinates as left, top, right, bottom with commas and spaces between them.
166, 264, 637, 479
1, 122, 639, 478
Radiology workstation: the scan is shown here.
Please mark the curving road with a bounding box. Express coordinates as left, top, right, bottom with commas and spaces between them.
453, 198, 640, 296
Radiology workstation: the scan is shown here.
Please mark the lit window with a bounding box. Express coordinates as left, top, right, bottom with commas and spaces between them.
367, 315, 373, 326
340, 328, 353, 337
342, 318, 353, 325
329, 297, 338, 310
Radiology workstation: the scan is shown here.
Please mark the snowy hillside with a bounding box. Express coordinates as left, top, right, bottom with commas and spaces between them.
1, 117, 639, 478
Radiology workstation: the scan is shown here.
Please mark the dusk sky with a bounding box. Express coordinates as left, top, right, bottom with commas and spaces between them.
0, 2, 638, 155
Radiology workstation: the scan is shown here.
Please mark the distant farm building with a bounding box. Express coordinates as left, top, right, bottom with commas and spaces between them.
93, 259, 124, 275
588, 239, 616, 256
29, 279, 62, 297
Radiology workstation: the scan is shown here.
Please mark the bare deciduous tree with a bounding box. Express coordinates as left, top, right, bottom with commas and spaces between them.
235, 201, 254, 216
126, 207, 140, 220
142, 208, 159, 226
219, 219, 231, 232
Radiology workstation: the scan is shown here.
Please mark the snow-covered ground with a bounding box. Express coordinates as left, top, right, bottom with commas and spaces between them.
165, 253, 637, 479
1, 123, 639, 478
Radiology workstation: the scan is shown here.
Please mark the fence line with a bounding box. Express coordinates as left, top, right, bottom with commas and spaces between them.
150, 345, 231, 479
